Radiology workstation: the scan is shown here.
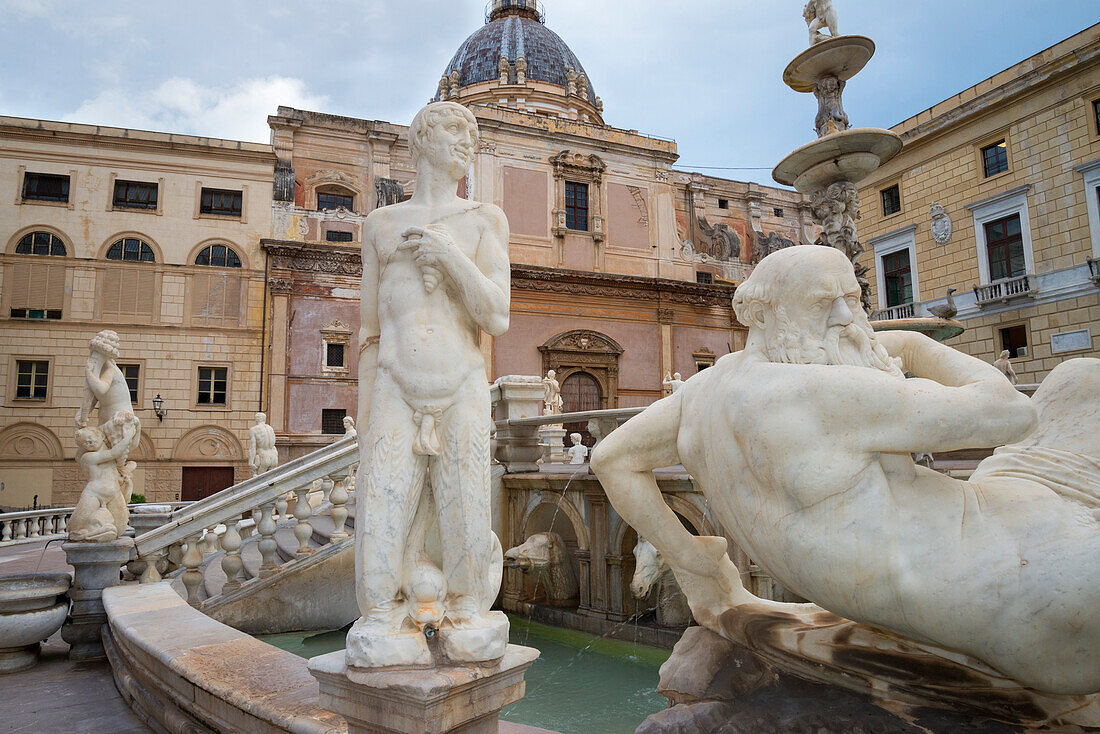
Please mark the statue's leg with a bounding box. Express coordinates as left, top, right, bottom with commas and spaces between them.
349, 380, 429, 666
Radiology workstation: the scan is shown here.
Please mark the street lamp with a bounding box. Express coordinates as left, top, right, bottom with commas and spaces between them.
152, 394, 167, 422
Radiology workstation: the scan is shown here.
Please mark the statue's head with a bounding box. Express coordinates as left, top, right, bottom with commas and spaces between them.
734, 245, 902, 376
409, 102, 478, 180
546, 369, 556, 379
75, 427, 104, 452
673, 372, 682, 381
999, 350, 1011, 361
254, 412, 266, 425
89, 330, 120, 360
343, 415, 355, 430
570, 432, 582, 445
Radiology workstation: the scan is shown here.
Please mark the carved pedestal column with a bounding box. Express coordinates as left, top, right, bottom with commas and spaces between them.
491, 376, 545, 473
62, 537, 133, 661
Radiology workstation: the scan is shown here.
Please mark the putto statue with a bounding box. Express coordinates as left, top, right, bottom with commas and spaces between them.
593, 246, 1100, 712
803, 0, 838, 46
70, 330, 140, 542
542, 369, 563, 416
248, 412, 279, 477
567, 432, 588, 465
813, 75, 850, 137
662, 371, 684, 395
351, 101, 512, 669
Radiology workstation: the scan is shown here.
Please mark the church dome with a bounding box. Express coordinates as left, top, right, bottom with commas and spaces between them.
435, 0, 603, 124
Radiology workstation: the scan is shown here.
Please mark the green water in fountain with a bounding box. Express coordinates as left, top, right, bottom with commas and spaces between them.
260, 614, 670, 734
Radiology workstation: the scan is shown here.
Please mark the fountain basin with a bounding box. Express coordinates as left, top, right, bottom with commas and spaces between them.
0, 572, 70, 673
773, 128, 903, 191
783, 35, 876, 92
871, 317, 965, 343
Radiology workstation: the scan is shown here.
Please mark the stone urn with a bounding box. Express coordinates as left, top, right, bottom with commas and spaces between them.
0, 573, 71, 673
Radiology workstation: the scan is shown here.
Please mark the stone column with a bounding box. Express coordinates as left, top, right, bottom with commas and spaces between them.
310, 645, 539, 734
491, 376, 544, 473
62, 537, 133, 661
267, 279, 292, 431
586, 492, 610, 618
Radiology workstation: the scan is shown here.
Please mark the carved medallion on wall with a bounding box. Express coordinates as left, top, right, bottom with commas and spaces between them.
0, 423, 63, 460
930, 203, 952, 244
173, 425, 243, 462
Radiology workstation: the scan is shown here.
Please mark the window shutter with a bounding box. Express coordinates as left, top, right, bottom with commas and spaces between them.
100, 268, 122, 318
99, 267, 156, 320
45, 263, 65, 311
192, 272, 241, 326
9, 262, 31, 309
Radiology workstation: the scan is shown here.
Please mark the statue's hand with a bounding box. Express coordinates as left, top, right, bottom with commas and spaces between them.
74, 409, 86, 429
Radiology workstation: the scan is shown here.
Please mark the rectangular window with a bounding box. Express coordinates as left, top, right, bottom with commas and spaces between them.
197, 366, 228, 406
1093, 99, 1100, 135
696, 272, 713, 284
113, 180, 158, 210
984, 214, 1026, 281
7, 260, 65, 320
325, 342, 346, 368
881, 249, 913, 307
1000, 325, 1028, 359
15, 360, 49, 400
773, 207, 784, 218
981, 140, 1009, 177
119, 364, 140, 405
200, 188, 243, 217
326, 230, 353, 243
881, 184, 901, 216
321, 408, 347, 435
565, 181, 588, 231
22, 173, 70, 203
718, 199, 729, 210
318, 192, 354, 211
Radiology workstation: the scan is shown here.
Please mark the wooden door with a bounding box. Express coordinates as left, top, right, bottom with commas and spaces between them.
561, 371, 602, 447
181, 467, 235, 501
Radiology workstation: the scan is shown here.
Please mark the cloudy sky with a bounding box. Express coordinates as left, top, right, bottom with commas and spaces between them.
1, 0, 1096, 185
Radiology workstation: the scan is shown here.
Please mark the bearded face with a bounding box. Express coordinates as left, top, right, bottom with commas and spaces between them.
764, 296, 903, 377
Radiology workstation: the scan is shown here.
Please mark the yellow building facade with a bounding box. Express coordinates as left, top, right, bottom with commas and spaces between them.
861, 25, 1100, 383
0, 117, 275, 507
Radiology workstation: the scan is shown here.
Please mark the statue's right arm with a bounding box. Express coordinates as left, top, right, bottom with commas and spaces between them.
852, 331, 1036, 453
356, 218, 382, 433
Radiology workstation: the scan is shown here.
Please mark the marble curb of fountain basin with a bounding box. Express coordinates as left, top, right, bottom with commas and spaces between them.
102, 582, 346, 733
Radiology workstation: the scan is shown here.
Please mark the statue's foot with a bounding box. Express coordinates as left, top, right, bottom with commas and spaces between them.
439, 608, 509, 666
345, 610, 431, 670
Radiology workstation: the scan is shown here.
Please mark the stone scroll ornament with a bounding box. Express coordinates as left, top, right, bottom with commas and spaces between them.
348, 101, 513, 670
70, 330, 141, 542
592, 246, 1100, 729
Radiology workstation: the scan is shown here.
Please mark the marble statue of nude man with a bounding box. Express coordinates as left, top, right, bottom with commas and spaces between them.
592, 245, 1099, 695
803, 0, 838, 45
248, 412, 279, 477
350, 101, 511, 669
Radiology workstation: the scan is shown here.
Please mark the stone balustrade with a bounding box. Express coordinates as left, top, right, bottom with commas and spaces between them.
131, 435, 359, 607
0, 502, 191, 548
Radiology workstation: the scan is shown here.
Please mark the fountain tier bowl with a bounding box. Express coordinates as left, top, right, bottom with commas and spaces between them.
773, 128, 903, 192
783, 35, 876, 92
0, 573, 70, 674
871, 317, 965, 343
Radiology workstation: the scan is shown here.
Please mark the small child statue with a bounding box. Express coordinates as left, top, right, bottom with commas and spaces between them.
567, 433, 589, 465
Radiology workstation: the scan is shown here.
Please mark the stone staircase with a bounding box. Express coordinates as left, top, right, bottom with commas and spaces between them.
128, 435, 361, 634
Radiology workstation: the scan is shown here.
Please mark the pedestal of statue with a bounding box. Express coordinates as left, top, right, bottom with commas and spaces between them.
536, 425, 568, 464
61, 536, 133, 661
309, 644, 539, 734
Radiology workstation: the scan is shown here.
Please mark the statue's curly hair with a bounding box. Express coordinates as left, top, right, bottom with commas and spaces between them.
89, 330, 120, 359
408, 102, 479, 165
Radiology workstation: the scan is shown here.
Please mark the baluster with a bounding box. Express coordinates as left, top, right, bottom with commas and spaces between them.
181, 534, 204, 606
139, 548, 166, 583
166, 540, 184, 575
321, 476, 334, 504
328, 469, 350, 543
28, 517, 40, 538
293, 485, 313, 556
276, 492, 289, 522
14, 520, 27, 541
220, 521, 244, 593
1, 520, 11, 543
58, 513, 67, 536
257, 501, 279, 577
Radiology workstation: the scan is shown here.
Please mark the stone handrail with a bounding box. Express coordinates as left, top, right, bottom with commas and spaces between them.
131, 434, 359, 605
870, 302, 917, 321
0, 502, 191, 547
974, 274, 1033, 306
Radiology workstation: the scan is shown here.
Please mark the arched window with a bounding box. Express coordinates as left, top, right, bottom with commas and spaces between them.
317, 186, 355, 212
106, 238, 156, 262
15, 231, 66, 256
195, 243, 242, 268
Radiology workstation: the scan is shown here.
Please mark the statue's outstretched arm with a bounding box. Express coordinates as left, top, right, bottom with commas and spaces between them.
850, 331, 1037, 454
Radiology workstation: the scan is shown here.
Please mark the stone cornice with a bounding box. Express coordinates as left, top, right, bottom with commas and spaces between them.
512, 265, 735, 307
262, 239, 362, 276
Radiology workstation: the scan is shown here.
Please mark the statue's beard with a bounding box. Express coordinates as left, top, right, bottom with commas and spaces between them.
768, 310, 903, 378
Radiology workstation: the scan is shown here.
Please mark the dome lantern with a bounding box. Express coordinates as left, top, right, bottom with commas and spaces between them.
486, 0, 545, 23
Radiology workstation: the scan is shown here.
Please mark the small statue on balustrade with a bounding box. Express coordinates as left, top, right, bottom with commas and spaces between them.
248, 412, 279, 477
567, 433, 589, 465
993, 350, 1019, 386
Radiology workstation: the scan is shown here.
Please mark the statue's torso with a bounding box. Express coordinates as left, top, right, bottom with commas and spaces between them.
367, 202, 490, 401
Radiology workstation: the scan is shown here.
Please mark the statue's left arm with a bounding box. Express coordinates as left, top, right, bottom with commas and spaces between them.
403, 206, 511, 336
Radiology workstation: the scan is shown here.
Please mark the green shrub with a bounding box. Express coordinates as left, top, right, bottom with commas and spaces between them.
130, 494, 146, 504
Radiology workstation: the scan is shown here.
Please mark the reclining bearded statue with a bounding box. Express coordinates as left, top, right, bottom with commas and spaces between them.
592, 245, 1099, 723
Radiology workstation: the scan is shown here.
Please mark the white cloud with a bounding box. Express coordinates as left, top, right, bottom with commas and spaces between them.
63, 77, 328, 143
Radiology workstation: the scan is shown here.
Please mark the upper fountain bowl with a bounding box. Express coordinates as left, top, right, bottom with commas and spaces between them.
773, 127, 903, 192
784, 35, 876, 92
